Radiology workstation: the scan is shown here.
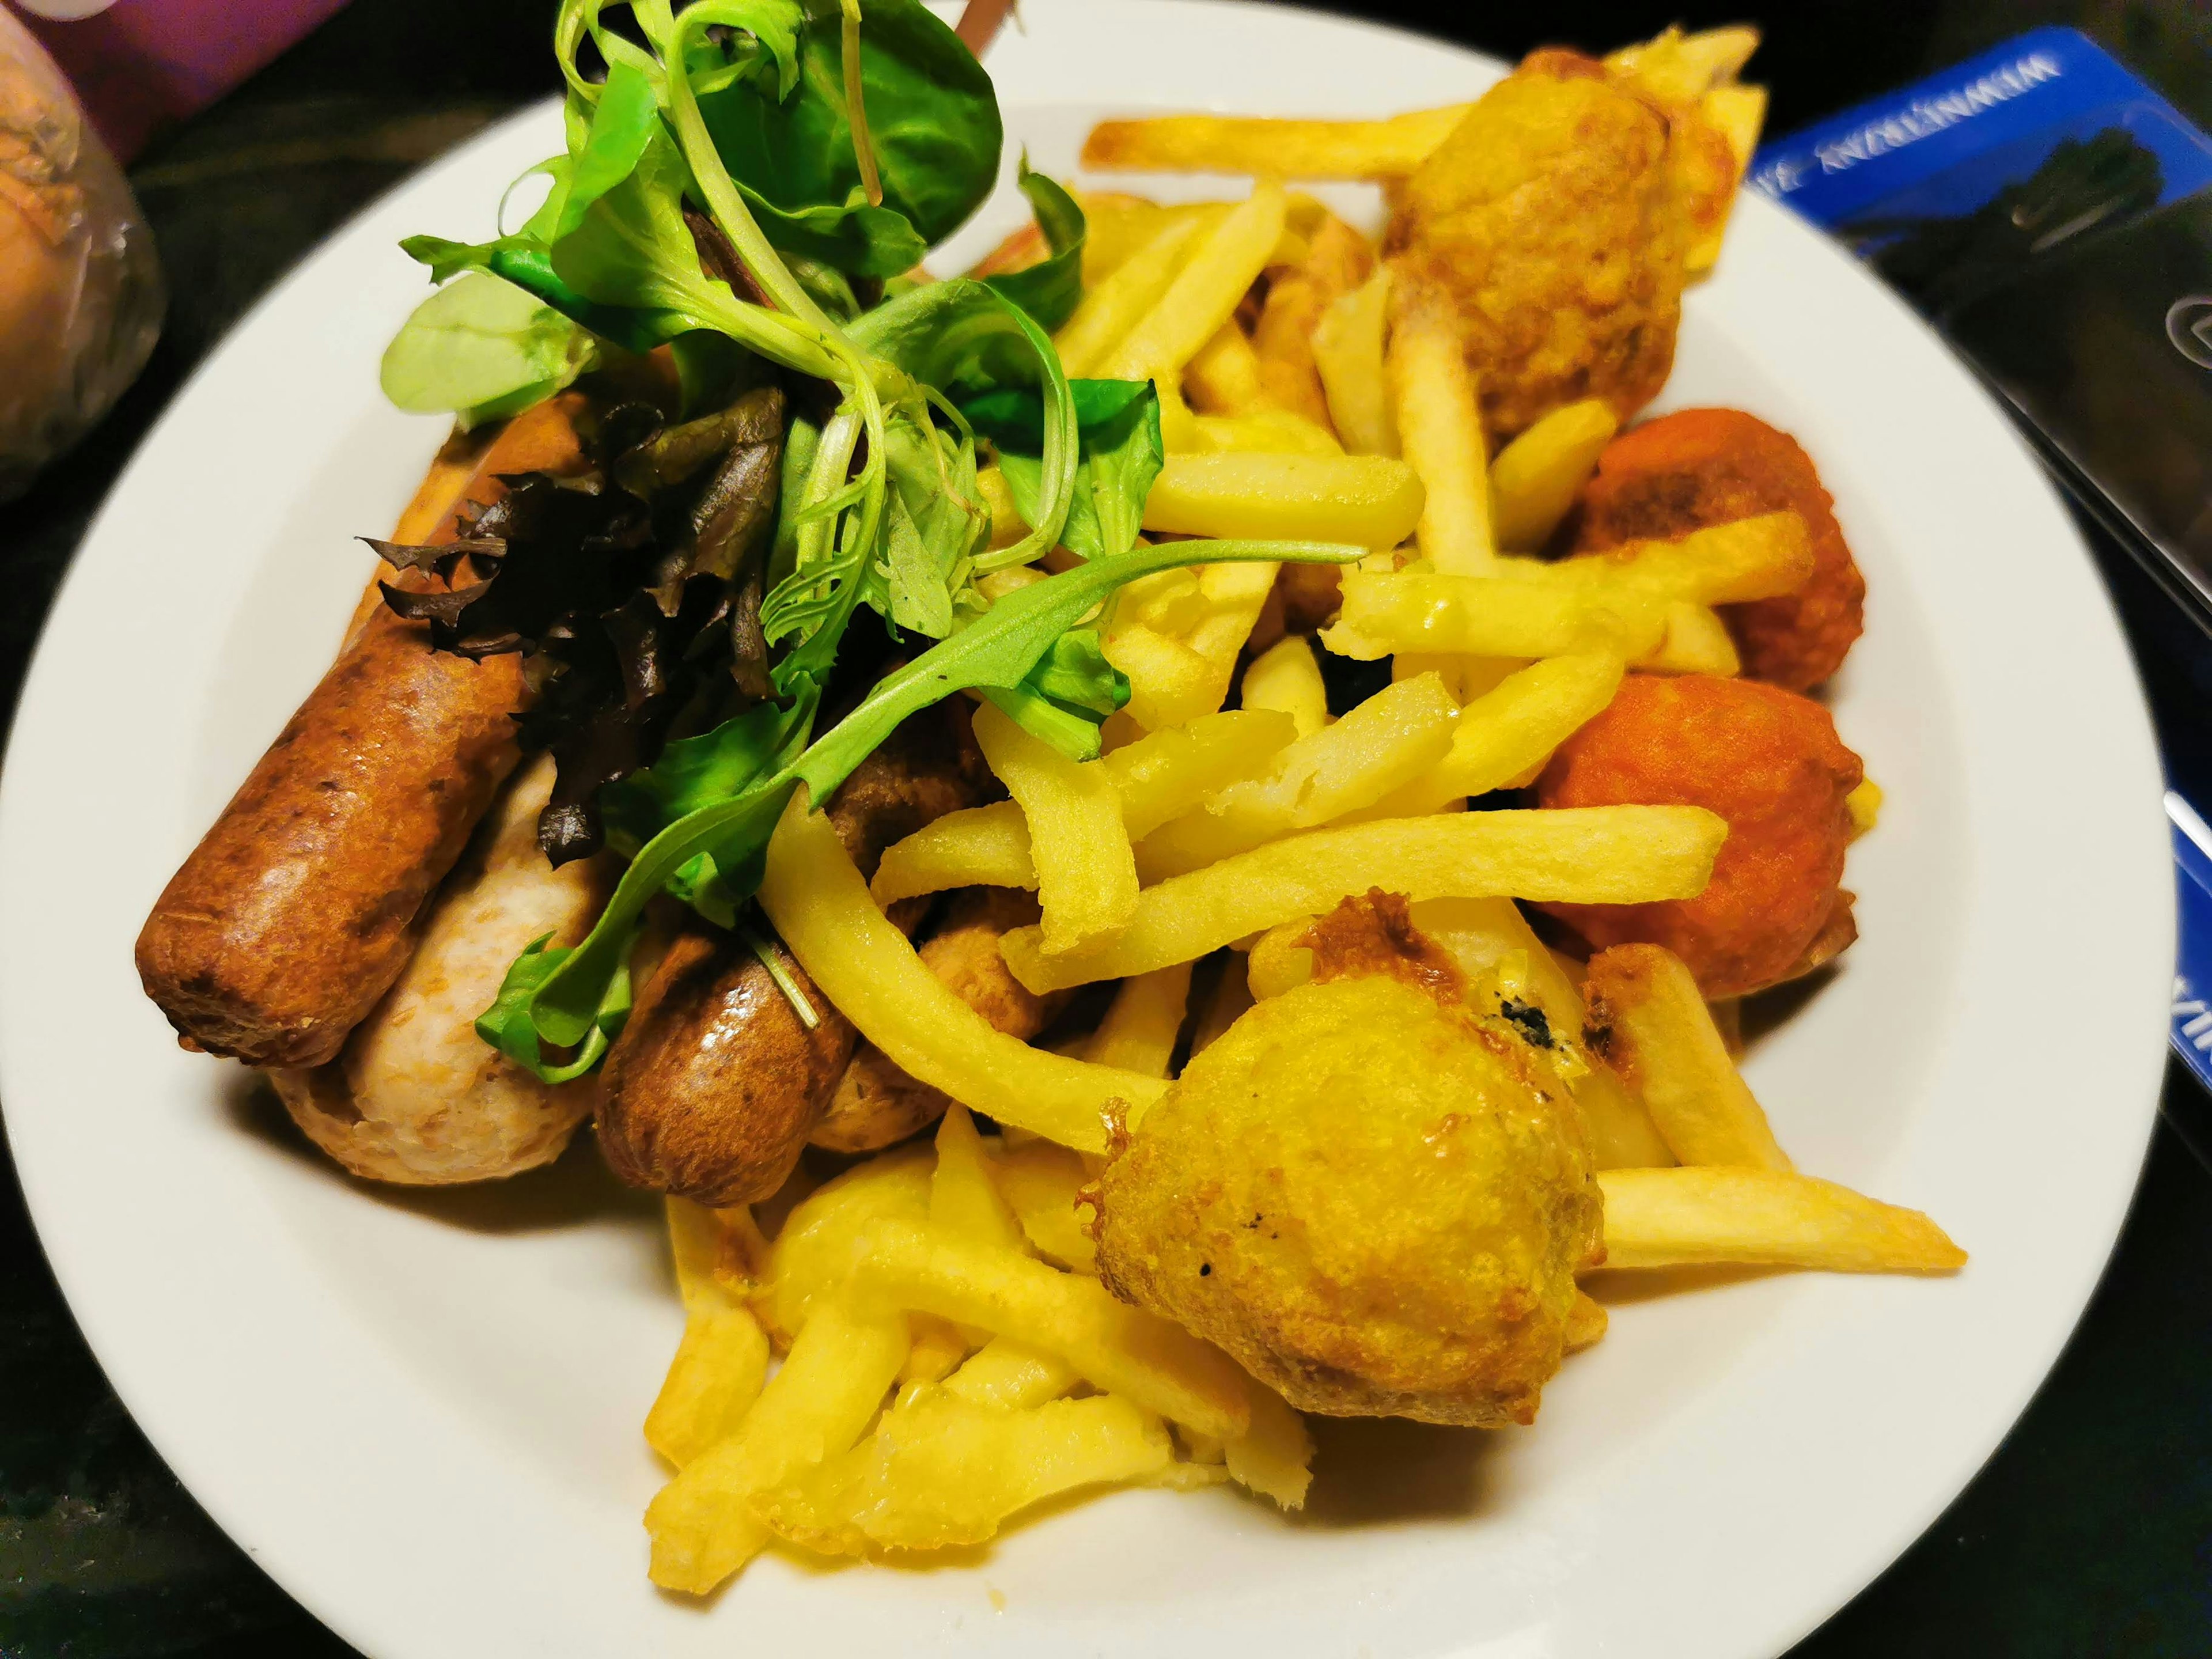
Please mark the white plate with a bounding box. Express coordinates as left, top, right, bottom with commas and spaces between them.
0, 4, 2173, 1656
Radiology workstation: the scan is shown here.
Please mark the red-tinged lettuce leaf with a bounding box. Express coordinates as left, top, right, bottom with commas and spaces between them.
370, 384, 788, 863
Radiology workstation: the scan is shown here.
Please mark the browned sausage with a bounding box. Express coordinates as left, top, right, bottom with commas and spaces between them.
595, 701, 993, 1204
268, 752, 613, 1184
135, 396, 588, 1067
812, 887, 1069, 1154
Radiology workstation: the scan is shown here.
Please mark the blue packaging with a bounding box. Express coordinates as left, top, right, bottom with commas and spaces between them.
1753, 29, 2212, 1094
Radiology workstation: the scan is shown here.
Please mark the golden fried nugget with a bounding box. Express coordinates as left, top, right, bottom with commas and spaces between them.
1385, 51, 1685, 438
1097, 894, 1602, 1427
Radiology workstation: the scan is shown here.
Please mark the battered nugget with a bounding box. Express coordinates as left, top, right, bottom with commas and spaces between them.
1096, 894, 1603, 1428
1575, 407, 1865, 689
1536, 674, 1862, 998
1386, 50, 1685, 438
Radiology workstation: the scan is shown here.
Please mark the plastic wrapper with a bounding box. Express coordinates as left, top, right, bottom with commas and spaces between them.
0, 7, 162, 501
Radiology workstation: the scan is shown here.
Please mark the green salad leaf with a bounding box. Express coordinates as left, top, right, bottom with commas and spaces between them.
979, 627, 1130, 761
695, 0, 1001, 277
972, 377, 1164, 563
982, 160, 1087, 332
378, 271, 597, 427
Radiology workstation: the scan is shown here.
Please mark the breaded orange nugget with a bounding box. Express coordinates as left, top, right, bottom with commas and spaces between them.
1574, 407, 1864, 690
1536, 674, 1862, 997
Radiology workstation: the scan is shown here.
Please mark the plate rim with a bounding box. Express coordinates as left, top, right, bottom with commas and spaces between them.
0, 5, 2173, 1657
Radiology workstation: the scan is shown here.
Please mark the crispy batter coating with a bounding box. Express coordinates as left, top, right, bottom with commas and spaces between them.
1385, 50, 1684, 438
1575, 407, 1865, 689
1096, 894, 1602, 1427
1536, 674, 1862, 997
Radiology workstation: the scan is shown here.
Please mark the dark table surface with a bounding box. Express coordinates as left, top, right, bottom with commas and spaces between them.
4, 2, 2211, 1654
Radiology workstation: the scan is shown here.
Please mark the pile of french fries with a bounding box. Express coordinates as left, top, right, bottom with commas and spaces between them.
640, 29, 1962, 1592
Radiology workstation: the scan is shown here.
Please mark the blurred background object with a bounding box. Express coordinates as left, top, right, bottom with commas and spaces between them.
0, 6, 160, 501
9, 0, 351, 161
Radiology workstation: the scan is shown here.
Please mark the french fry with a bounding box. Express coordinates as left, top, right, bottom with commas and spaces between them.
1407, 897, 1675, 1170
1099, 183, 1287, 387
1490, 398, 1619, 551
645, 1299, 911, 1593
767, 1145, 935, 1340
1138, 671, 1460, 878
972, 702, 1138, 956
1185, 321, 1268, 416
1150, 1461, 1237, 1491
1700, 82, 1768, 166
1225, 1380, 1313, 1509
1684, 84, 1767, 272
872, 709, 1301, 905
1115, 565, 1210, 633
899, 1316, 972, 1385
1253, 212, 1373, 427
760, 792, 1166, 1152
752, 1388, 1172, 1555
1312, 266, 1397, 456
1075, 190, 1183, 282
1604, 24, 1761, 105
1108, 558, 1283, 732
944, 1336, 1081, 1410
868, 801, 1037, 903
1001, 806, 1728, 994
1640, 601, 1742, 675
1084, 961, 1194, 1079
1389, 280, 1495, 573
1240, 634, 1330, 738
646, 1199, 772, 1468
1583, 944, 1793, 1171
1563, 513, 1813, 604
1188, 407, 1345, 457
1596, 1167, 1965, 1273
1572, 1062, 1679, 1173
1346, 653, 1624, 821
1107, 707, 1301, 837
994, 1139, 1099, 1272
1081, 106, 1472, 180
931, 1104, 1027, 1253
1101, 619, 1221, 733
849, 1217, 1254, 1440
666, 1193, 749, 1308
1142, 451, 1425, 547
1323, 569, 1671, 661
1392, 650, 1524, 706
1056, 212, 1210, 377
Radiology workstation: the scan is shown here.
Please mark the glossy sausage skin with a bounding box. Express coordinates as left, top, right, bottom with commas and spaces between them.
135, 397, 587, 1067
595, 702, 993, 1205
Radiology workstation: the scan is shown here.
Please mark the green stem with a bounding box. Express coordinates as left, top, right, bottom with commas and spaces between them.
839, 0, 885, 207
659, 5, 839, 334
